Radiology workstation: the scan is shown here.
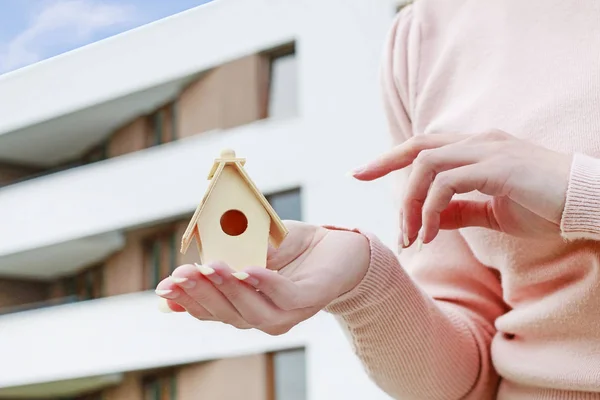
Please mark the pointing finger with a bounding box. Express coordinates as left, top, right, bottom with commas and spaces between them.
350, 133, 470, 181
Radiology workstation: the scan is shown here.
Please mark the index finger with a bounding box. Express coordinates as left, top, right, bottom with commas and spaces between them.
350, 133, 469, 181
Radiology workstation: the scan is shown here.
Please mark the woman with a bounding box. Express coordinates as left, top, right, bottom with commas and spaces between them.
156, 1, 600, 398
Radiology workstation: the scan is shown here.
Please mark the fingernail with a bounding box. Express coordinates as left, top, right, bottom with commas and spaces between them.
416, 228, 424, 252
348, 165, 366, 176
155, 289, 178, 299
158, 297, 173, 313
170, 276, 196, 289
232, 272, 259, 286
195, 263, 214, 275
196, 263, 223, 284
402, 222, 409, 248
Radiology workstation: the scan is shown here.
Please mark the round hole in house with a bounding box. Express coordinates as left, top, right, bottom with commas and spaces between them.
220, 209, 248, 236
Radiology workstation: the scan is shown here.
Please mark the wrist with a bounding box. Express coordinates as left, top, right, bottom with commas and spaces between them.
341, 231, 371, 297
321, 225, 371, 298
324, 228, 407, 316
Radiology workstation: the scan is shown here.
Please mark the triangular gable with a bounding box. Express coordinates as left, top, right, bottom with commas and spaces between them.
180, 158, 289, 255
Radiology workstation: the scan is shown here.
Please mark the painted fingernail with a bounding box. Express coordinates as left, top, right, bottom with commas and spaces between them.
155, 289, 178, 299
158, 297, 173, 313
348, 165, 366, 176
232, 272, 259, 286
195, 263, 223, 284
170, 276, 196, 289
195, 263, 214, 275
402, 221, 409, 248
416, 228, 424, 252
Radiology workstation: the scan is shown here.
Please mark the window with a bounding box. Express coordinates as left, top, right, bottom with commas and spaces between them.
267, 44, 298, 119
170, 101, 178, 140
144, 229, 178, 289
266, 188, 302, 221
269, 348, 307, 400
147, 102, 178, 147
150, 110, 164, 147
61, 264, 104, 301
143, 371, 176, 400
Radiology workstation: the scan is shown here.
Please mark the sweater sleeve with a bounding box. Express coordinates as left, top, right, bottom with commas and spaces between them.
560, 152, 600, 241
324, 7, 508, 400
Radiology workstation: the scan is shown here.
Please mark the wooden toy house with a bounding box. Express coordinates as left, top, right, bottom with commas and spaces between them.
180, 149, 288, 271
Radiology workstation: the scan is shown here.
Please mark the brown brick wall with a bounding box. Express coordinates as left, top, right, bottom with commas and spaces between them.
176, 355, 269, 400
220, 54, 270, 129
108, 117, 150, 158
160, 104, 175, 143
104, 373, 143, 400
47, 280, 65, 300
103, 232, 145, 296
0, 163, 41, 186
177, 54, 269, 138
0, 278, 49, 310
177, 69, 223, 138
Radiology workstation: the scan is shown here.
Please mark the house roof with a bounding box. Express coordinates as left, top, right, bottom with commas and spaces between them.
180, 149, 289, 255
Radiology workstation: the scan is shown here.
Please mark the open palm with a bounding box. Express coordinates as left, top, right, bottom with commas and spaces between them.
155, 221, 370, 335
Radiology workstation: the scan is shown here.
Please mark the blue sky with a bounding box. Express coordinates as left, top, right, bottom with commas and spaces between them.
0, 0, 212, 74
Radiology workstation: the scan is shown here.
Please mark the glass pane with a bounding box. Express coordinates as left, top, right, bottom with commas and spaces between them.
152, 241, 161, 288
143, 380, 160, 400
171, 102, 178, 140
273, 349, 307, 400
268, 53, 298, 119
153, 111, 163, 146
268, 189, 302, 221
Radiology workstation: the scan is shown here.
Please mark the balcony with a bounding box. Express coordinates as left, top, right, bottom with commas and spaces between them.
0, 118, 313, 279
0, 291, 387, 400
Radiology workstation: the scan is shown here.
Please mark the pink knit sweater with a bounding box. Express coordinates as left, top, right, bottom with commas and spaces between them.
326, 1, 600, 399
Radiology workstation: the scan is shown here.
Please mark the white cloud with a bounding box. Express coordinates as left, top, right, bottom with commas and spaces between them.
0, 0, 137, 73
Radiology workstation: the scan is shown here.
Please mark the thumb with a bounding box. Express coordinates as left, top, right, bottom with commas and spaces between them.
266, 220, 318, 271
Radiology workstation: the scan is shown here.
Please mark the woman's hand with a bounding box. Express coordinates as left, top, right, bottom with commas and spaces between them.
351, 130, 573, 247
155, 221, 370, 335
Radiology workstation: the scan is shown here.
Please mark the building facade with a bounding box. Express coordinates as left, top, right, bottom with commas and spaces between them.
0, 0, 406, 399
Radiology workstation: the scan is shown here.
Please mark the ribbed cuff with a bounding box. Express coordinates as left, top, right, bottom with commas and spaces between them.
560, 153, 600, 241
322, 226, 406, 315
